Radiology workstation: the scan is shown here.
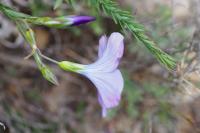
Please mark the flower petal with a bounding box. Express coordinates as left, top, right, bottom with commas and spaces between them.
83, 69, 123, 117
105, 32, 124, 59
98, 35, 108, 58
85, 32, 124, 72
98, 96, 107, 117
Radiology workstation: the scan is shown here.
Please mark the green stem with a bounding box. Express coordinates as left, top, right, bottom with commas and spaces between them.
37, 49, 59, 64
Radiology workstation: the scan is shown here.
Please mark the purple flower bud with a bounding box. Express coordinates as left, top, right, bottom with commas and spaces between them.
68, 16, 96, 26
28, 16, 95, 28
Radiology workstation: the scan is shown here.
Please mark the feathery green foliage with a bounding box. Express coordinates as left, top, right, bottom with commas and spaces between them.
88, 0, 176, 70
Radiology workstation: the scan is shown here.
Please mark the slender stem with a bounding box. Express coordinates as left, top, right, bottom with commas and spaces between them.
36, 49, 59, 64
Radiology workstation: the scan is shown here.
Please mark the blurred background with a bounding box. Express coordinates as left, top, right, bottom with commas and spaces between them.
0, 0, 200, 133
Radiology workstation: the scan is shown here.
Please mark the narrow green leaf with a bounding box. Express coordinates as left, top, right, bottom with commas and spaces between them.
0, 3, 31, 20
64, 0, 75, 5
54, 0, 63, 9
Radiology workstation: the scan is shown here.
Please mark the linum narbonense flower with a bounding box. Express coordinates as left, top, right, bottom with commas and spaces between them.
28, 15, 96, 28
58, 32, 124, 117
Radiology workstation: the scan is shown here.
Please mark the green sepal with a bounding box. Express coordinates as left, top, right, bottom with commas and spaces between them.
26, 16, 71, 28
58, 61, 84, 72
25, 29, 36, 47
34, 53, 59, 85
41, 65, 59, 85
16, 20, 36, 48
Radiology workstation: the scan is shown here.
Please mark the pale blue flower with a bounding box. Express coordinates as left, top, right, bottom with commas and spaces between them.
59, 32, 124, 117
